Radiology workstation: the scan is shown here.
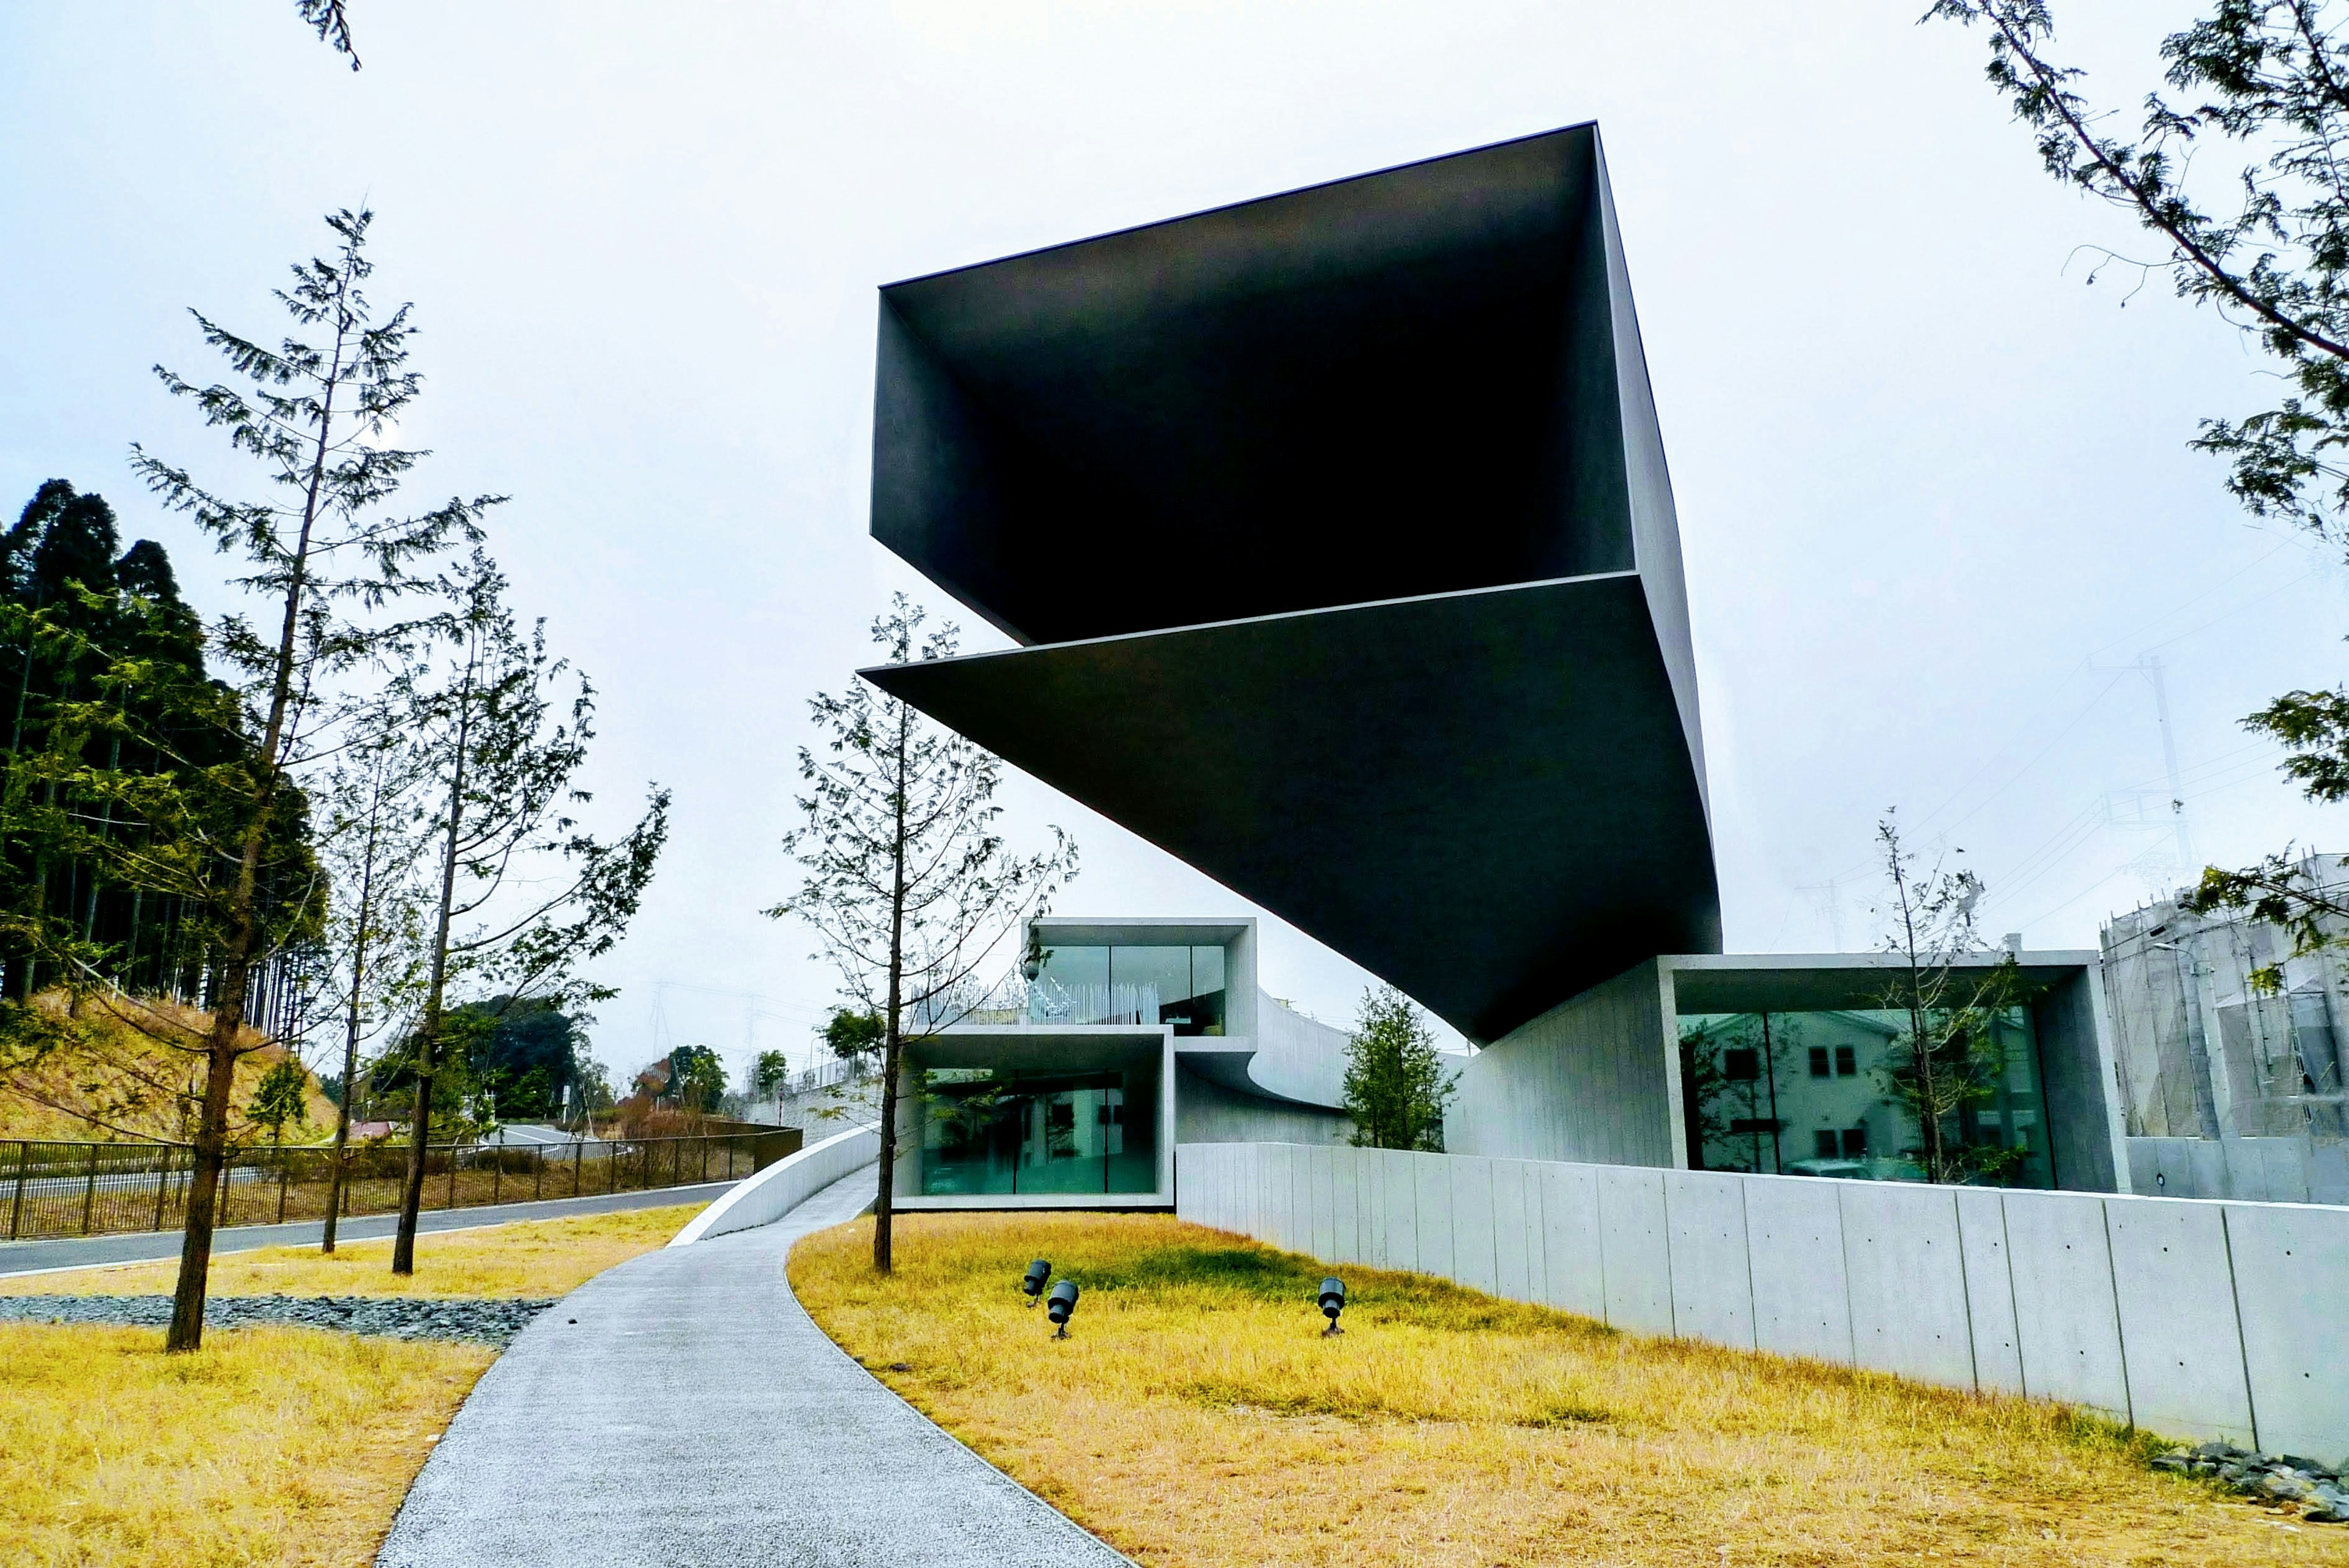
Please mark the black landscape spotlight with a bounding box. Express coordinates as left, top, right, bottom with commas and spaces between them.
1319, 1277, 1346, 1337
1047, 1279, 1080, 1339
1022, 1259, 1052, 1307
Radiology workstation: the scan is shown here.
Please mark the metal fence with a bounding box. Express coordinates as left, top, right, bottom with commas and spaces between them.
0, 1130, 795, 1243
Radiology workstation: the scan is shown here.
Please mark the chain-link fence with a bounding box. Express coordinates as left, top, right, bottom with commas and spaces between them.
0, 1129, 796, 1242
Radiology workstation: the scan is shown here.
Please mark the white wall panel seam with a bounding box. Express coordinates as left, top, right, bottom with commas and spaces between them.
2221, 1204, 2262, 1452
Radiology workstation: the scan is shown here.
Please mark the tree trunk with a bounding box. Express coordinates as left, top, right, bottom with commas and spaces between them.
395, 637, 476, 1275
872, 708, 911, 1275
166, 889, 257, 1351
323, 765, 388, 1254
165, 283, 348, 1349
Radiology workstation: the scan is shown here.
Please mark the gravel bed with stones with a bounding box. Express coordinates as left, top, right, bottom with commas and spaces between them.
0, 1293, 555, 1347
2154, 1443, 2349, 1523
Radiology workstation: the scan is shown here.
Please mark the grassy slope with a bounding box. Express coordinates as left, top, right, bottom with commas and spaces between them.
0, 992, 336, 1143
0, 1324, 492, 1568
0, 1203, 707, 1299
0, 1202, 706, 1567
792, 1211, 2349, 1568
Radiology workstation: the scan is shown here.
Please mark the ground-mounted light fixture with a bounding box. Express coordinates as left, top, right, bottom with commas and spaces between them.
1318, 1277, 1346, 1337
1022, 1260, 1052, 1306
1047, 1280, 1080, 1339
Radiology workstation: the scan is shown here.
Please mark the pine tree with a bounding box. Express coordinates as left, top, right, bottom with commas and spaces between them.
130, 208, 491, 1348
1341, 986, 1453, 1151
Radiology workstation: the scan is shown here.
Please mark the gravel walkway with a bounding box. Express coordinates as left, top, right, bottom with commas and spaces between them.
0, 1293, 552, 1346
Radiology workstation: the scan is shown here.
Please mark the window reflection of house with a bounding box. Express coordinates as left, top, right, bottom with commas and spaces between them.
1679, 1005, 2055, 1188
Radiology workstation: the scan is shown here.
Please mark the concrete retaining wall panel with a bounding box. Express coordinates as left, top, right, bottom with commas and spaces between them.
1597, 1165, 1673, 1334
1538, 1161, 1605, 1319
1954, 1189, 2024, 1397
1414, 1153, 1456, 1280
2004, 1191, 2130, 1423
1356, 1146, 1385, 1268
1664, 1171, 1754, 1351
1293, 1144, 1318, 1254
2189, 1140, 2228, 1200
1265, 1146, 1295, 1250
1451, 1156, 1500, 1293
671, 1124, 880, 1246
1382, 1149, 1418, 1273
2221, 1201, 2349, 1466
1491, 1160, 1535, 1302
1742, 1175, 1852, 1365
1330, 1145, 1360, 1264
1839, 1183, 1974, 1390
1309, 1145, 1337, 1260
2104, 1195, 2254, 1444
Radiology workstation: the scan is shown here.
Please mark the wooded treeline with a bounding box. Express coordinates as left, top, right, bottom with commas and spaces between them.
0, 480, 321, 1025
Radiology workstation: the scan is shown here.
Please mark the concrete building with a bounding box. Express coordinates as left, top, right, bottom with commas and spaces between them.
2100, 856, 2349, 1204
889, 919, 1351, 1211
844, 121, 2348, 1211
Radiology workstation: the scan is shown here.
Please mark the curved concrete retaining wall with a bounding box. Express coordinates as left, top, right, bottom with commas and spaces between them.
1176, 1141, 2349, 1463
670, 1125, 879, 1247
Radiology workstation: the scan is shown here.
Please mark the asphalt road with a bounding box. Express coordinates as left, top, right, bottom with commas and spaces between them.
0, 1180, 741, 1277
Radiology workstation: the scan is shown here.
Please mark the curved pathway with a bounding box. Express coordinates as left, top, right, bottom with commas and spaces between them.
376, 1167, 1133, 1567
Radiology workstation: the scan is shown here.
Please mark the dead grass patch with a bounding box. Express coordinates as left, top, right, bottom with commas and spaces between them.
791, 1211, 2349, 1567
0, 1202, 704, 1299
0, 1322, 491, 1567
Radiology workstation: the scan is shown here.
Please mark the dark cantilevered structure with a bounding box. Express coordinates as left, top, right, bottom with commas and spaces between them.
862, 124, 1720, 1045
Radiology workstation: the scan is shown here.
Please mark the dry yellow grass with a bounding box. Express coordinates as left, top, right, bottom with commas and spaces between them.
0, 1202, 706, 1299
792, 1211, 2349, 1568
0, 1322, 491, 1568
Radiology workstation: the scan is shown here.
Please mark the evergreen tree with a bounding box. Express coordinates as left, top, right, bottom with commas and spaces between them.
131, 208, 491, 1349
1341, 986, 1453, 1151
247, 1057, 311, 1146
664, 1045, 726, 1114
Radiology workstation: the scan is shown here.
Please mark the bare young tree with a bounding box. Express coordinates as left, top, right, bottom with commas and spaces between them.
315, 704, 432, 1251
388, 551, 669, 1275
131, 208, 488, 1349
769, 595, 1075, 1273
1871, 814, 2027, 1184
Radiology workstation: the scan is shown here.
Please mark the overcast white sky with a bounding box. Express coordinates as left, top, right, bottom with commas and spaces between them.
6, 1, 2345, 1087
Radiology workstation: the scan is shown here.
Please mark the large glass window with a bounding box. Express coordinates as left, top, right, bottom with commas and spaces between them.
1028, 943, 1226, 1036
918, 1064, 1159, 1195
1676, 1006, 2055, 1189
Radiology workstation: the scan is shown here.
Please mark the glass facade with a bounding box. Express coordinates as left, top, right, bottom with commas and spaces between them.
1027, 943, 1227, 1035
918, 1064, 1159, 1195
1676, 1006, 2055, 1188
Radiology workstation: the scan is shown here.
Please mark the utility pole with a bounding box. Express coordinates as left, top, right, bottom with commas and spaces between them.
2093, 654, 2195, 882
2140, 654, 2194, 877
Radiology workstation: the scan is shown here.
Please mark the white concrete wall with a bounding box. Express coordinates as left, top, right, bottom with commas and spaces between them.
669, 1125, 880, 1246
1447, 960, 1680, 1167
2129, 1134, 2349, 1206
1176, 1141, 2349, 1462
1173, 1065, 1351, 1145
